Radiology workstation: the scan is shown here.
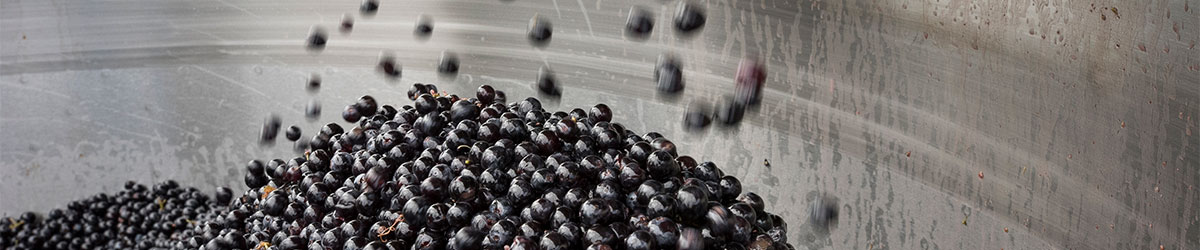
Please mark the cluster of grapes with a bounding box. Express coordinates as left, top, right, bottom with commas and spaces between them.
2, 81, 792, 250
230, 83, 794, 249
0, 181, 234, 249
3, 1, 787, 248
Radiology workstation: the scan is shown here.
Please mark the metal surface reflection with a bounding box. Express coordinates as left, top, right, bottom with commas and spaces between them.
2, 0, 1198, 249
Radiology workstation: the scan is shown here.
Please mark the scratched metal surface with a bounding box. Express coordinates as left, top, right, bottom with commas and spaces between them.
2, 0, 1199, 249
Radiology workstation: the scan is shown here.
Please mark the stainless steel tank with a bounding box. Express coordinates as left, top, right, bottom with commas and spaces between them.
2, 0, 1198, 249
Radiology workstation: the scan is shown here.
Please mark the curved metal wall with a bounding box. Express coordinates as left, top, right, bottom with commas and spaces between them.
2, 0, 1198, 249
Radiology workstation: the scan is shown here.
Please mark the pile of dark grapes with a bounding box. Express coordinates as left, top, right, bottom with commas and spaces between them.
241, 83, 792, 250
0, 181, 234, 249
2, 83, 792, 250
4, 0, 796, 247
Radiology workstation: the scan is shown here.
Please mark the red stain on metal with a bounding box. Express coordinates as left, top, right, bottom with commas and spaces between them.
978, 171, 984, 179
